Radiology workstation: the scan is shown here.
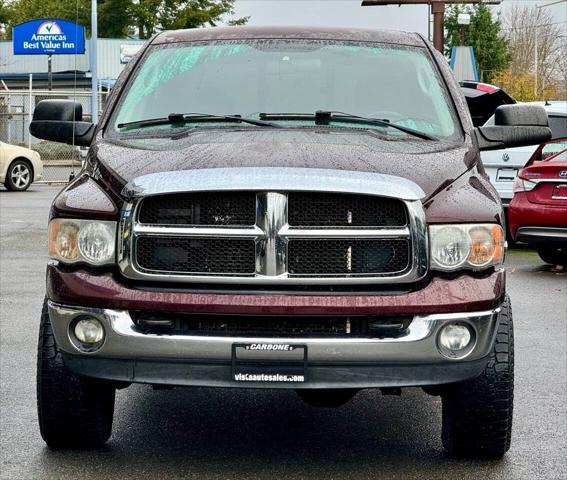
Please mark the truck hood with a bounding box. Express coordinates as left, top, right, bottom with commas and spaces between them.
94, 129, 477, 199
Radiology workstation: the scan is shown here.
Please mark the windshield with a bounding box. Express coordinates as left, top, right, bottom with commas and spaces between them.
109, 40, 462, 141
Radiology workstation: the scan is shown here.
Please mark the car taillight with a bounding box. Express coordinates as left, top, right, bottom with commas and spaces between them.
552, 184, 567, 199
476, 83, 498, 93
512, 177, 537, 193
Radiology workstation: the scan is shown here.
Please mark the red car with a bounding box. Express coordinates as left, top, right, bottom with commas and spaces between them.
509, 137, 567, 265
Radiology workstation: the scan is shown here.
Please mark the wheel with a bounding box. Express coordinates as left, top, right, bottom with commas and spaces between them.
537, 246, 567, 266
5, 159, 33, 191
441, 296, 514, 459
37, 299, 115, 448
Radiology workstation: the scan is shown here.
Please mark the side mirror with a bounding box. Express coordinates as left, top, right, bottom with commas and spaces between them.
29, 100, 95, 147
474, 104, 552, 151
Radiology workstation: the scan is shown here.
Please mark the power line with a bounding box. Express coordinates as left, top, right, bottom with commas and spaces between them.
500, 20, 567, 30
536, 0, 567, 8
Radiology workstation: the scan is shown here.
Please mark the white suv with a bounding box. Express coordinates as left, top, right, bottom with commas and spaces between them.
481, 101, 567, 207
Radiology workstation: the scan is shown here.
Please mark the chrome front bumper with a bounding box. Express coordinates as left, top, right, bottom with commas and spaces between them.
48, 302, 501, 389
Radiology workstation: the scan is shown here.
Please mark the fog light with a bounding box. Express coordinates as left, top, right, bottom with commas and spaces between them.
438, 323, 473, 358
74, 317, 105, 345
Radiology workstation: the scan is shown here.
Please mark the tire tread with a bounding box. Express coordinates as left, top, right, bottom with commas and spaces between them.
441, 296, 514, 459
37, 299, 115, 448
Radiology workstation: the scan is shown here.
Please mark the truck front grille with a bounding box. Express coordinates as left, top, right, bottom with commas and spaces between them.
123, 190, 423, 285
132, 312, 412, 338
288, 239, 410, 275
138, 192, 256, 226
136, 237, 256, 274
288, 192, 407, 227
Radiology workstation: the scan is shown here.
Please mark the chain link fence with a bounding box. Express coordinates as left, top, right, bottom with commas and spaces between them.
1, 90, 108, 184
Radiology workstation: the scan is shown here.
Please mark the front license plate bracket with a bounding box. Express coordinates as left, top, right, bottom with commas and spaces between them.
231, 343, 308, 384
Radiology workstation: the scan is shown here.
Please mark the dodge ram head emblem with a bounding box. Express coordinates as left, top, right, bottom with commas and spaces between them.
502, 153, 510, 162
560, 171, 567, 178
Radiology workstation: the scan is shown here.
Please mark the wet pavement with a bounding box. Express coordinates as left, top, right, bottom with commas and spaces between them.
1, 186, 566, 480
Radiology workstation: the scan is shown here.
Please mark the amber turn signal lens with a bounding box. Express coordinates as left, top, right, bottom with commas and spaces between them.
491, 225, 505, 263
468, 225, 504, 266
48, 219, 79, 260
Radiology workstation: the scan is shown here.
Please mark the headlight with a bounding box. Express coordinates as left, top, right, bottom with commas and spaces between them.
48, 219, 116, 265
429, 224, 504, 271
430, 226, 471, 268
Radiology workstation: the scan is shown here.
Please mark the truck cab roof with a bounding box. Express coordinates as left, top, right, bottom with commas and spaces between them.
153, 25, 425, 47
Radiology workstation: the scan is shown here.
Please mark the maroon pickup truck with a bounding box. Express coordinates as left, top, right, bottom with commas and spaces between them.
31, 26, 551, 458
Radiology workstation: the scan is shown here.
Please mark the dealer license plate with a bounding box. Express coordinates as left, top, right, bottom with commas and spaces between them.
231, 343, 308, 383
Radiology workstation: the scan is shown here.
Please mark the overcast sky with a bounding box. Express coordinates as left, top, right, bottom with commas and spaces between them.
233, 0, 567, 38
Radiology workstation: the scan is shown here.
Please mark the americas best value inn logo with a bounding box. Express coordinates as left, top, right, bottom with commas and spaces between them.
37, 21, 63, 35
13, 18, 85, 55
23, 21, 74, 52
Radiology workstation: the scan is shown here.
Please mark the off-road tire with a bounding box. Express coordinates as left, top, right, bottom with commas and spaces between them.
5, 159, 33, 191
37, 299, 115, 448
441, 296, 514, 459
537, 246, 567, 266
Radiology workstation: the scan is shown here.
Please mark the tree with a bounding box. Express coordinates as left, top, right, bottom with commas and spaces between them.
4, 0, 91, 36
3, 0, 247, 39
129, 0, 161, 39
0, 0, 11, 39
98, 0, 131, 38
491, 69, 559, 102
557, 37, 567, 100
444, 3, 510, 83
500, 5, 564, 99
0, 1, 9, 67
131, 0, 249, 39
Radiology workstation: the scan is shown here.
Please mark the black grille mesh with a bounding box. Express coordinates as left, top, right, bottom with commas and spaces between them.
138, 192, 256, 226
136, 237, 256, 274
134, 192, 412, 278
133, 312, 412, 338
288, 239, 410, 275
288, 193, 407, 227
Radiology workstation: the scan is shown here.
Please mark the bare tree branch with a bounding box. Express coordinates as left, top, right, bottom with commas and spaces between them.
503, 6, 563, 96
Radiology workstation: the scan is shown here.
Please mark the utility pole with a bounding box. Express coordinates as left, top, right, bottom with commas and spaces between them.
534, 25, 538, 96
91, 0, 98, 124
47, 55, 52, 91
361, 0, 501, 53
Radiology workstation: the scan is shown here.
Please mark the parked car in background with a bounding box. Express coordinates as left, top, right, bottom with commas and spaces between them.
459, 81, 516, 127
0, 141, 43, 191
482, 101, 567, 208
509, 137, 567, 266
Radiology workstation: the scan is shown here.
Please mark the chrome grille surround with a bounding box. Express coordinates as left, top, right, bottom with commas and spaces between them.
118, 167, 428, 285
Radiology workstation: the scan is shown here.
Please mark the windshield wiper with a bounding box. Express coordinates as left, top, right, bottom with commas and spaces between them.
117, 113, 283, 130
259, 111, 437, 140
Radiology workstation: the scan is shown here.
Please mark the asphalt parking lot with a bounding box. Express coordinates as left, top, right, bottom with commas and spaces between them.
1, 185, 566, 480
